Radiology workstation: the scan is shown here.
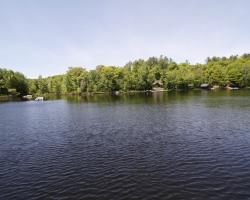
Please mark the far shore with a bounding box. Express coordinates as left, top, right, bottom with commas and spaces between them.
1, 87, 250, 102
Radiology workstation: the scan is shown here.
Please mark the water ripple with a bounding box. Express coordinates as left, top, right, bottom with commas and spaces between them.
1, 94, 250, 199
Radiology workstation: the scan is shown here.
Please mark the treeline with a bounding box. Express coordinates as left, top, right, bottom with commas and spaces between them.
1, 54, 250, 96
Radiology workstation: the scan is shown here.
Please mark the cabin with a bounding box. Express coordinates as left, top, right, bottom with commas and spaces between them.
200, 83, 210, 89
152, 80, 164, 91
8, 88, 17, 95
153, 80, 163, 88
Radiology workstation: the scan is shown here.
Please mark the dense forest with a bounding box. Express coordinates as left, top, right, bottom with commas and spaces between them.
1, 54, 250, 96
0, 69, 28, 96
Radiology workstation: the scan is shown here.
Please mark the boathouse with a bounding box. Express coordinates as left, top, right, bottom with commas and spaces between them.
152, 80, 164, 91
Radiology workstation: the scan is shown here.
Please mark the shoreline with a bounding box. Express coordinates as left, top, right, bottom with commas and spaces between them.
0, 95, 19, 102
1, 87, 249, 102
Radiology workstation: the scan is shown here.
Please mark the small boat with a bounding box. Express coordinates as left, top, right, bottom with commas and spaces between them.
22, 95, 33, 100
226, 84, 239, 90
35, 97, 44, 101
227, 87, 239, 90
200, 83, 210, 89
211, 85, 220, 90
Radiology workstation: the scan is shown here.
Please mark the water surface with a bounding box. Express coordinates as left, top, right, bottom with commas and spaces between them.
1, 90, 250, 199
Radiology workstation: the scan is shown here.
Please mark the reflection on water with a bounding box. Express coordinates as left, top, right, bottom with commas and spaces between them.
63, 90, 203, 104
1, 90, 250, 199
62, 90, 250, 107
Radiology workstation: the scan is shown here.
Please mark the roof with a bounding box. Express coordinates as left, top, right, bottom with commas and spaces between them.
153, 80, 163, 86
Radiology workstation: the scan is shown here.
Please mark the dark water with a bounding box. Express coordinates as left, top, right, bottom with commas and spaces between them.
1, 90, 250, 200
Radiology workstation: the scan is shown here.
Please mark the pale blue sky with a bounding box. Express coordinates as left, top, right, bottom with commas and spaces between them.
1, 0, 250, 78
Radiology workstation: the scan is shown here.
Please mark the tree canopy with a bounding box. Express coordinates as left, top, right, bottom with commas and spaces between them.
0, 69, 28, 95
2, 54, 250, 96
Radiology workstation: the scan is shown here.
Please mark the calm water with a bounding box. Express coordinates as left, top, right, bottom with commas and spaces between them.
1, 90, 250, 199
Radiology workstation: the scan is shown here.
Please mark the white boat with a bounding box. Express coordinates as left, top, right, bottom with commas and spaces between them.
22, 95, 33, 100
35, 97, 44, 101
226, 86, 239, 90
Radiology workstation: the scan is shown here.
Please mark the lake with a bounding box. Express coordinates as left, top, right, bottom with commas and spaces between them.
1, 90, 250, 199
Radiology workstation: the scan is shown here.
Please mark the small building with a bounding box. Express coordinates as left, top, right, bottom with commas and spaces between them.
152, 80, 164, 91
153, 80, 163, 87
